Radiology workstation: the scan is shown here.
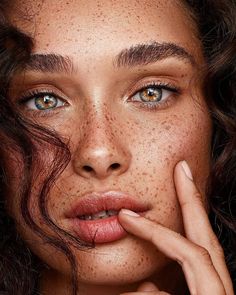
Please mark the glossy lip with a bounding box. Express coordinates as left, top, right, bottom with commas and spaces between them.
66, 191, 150, 244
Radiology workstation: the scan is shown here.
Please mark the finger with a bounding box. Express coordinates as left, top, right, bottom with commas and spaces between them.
120, 292, 169, 295
174, 161, 222, 249
175, 161, 234, 295
137, 281, 159, 292
118, 210, 226, 295
120, 293, 167, 295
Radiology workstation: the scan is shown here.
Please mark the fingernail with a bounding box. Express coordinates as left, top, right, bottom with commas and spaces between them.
120, 209, 140, 217
181, 161, 193, 180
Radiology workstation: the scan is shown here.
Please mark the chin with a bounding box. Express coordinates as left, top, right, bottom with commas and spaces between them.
74, 236, 169, 285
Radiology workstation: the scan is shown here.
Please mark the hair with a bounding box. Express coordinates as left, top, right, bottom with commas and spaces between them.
0, 1, 235, 294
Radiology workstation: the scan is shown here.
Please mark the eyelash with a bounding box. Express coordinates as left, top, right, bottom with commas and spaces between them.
129, 82, 180, 111
18, 89, 67, 115
18, 81, 180, 115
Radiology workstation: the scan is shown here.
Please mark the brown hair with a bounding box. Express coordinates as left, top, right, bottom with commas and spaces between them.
0, 1, 235, 294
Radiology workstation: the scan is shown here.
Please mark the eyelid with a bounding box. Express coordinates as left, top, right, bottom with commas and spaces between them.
18, 88, 68, 104
134, 80, 179, 93
125, 77, 181, 98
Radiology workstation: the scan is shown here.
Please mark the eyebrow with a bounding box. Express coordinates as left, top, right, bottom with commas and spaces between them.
25, 42, 195, 74
26, 53, 74, 74
114, 42, 196, 67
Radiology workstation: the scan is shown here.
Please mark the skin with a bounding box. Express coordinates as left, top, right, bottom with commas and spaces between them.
5, 0, 234, 294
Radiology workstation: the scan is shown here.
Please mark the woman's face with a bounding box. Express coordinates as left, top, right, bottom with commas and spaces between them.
8, 0, 212, 293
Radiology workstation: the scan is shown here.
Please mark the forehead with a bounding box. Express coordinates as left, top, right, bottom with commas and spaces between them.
10, 0, 201, 60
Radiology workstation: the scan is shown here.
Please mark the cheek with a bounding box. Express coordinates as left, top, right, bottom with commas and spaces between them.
130, 109, 211, 182
126, 108, 212, 227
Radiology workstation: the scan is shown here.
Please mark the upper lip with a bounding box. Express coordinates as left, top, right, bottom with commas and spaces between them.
66, 191, 150, 218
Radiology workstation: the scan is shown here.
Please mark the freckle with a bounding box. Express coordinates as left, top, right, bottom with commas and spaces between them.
165, 125, 171, 130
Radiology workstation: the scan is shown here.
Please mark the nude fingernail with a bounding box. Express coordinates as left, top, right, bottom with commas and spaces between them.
120, 209, 140, 217
181, 161, 193, 180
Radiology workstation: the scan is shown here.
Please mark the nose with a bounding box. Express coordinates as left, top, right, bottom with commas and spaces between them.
72, 118, 131, 180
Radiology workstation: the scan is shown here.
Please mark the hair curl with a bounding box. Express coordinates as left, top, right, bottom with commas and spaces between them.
0, 1, 235, 294
185, 0, 236, 287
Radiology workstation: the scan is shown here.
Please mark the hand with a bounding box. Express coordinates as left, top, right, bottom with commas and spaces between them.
118, 161, 234, 295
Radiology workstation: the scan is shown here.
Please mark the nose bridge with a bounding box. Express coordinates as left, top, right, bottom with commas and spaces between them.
83, 102, 117, 148
73, 104, 131, 179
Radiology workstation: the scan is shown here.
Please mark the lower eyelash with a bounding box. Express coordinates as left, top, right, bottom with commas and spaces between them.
135, 95, 175, 111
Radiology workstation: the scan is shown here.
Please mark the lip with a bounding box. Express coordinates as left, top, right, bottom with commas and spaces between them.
66, 191, 149, 244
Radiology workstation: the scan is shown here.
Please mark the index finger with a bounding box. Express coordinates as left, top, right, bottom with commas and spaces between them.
174, 161, 234, 295
118, 209, 226, 295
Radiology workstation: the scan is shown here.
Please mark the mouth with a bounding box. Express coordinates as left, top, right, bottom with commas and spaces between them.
66, 191, 149, 244
78, 209, 119, 221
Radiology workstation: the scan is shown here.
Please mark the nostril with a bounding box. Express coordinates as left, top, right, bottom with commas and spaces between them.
83, 165, 93, 172
110, 163, 121, 170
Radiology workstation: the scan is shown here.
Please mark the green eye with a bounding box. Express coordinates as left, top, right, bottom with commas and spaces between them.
24, 93, 65, 111
35, 95, 58, 110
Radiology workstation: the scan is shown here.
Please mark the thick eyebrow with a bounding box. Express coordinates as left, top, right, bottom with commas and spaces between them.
25, 53, 74, 74
114, 42, 196, 68
25, 42, 195, 74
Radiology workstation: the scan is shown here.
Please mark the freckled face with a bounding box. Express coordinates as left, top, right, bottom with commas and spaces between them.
9, 0, 212, 291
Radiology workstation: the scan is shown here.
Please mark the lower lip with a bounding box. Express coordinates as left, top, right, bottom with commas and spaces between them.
71, 215, 126, 244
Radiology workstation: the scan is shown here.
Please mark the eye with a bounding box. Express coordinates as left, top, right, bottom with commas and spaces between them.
131, 84, 176, 108
133, 85, 173, 103
23, 92, 66, 111
138, 87, 163, 102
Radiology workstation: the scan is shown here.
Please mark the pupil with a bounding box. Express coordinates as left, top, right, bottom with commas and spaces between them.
44, 97, 51, 104
140, 87, 162, 102
147, 89, 155, 96
35, 95, 57, 110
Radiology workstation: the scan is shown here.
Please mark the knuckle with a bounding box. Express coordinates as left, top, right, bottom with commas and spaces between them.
192, 192, 204, 205
181, 245, 213, 267
195, 245, 212, 263
212, 242, 225, 259
206, 235, 225, 259
180, 192, 203, 209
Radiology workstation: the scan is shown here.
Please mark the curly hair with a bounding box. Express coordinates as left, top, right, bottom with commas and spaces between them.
0, 1, 235, 294
185, 0, 236, 287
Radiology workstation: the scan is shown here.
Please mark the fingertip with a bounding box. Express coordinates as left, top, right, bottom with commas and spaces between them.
120, 209, 141, 217
181, 160, 193, 181
118, 209, 141, 230
174, 161, 197, 205
175, 160, 193, 181
137, 281, 159, 292
118, 209, 140, 225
